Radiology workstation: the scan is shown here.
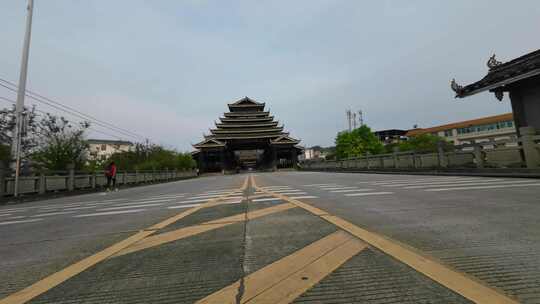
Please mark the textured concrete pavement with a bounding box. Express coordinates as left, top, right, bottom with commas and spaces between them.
1, 171, 538, 303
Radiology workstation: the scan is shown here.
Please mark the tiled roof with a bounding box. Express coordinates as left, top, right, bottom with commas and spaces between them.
453, 49, 540, 98
194, 97, 300, 144
406, 113, 513, 137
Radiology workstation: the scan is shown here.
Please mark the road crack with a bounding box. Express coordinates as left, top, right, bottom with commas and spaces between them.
235, 180, 252, 304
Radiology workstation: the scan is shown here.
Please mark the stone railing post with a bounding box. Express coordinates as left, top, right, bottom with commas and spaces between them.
365, 153, 370, 169
38, 172, 46, 194
0, 163, 6, 197
91, 171, 97, 189
437, 142, 448, 168
66, 163, 75, 191
473, 145, 485, 168
392, 147, 399, 168
520, 126, 540, 168
122, 171, 127, 185
135, 170, 140, 184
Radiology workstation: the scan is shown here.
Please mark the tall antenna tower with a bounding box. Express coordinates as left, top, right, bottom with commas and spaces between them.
346, 109, 352, 131
352, 112, 357, 129
358, 110, 364, 127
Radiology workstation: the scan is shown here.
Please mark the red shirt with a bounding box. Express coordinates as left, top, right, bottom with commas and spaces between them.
107, 164, 117, 177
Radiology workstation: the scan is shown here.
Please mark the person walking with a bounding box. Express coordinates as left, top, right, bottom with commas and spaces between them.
105, 161, 118, 192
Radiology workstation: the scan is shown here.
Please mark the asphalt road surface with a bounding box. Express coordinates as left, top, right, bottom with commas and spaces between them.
1, 171, 539, 304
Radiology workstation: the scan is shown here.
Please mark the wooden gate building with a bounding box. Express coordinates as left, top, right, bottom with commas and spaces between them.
192, 97, 302, 173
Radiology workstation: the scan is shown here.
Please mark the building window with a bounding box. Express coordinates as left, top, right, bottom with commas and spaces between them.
444, 130, 453, 137
101, 144, 107, 151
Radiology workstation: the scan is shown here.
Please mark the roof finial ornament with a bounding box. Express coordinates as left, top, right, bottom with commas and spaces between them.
450, 78, 463, 94
487, 54, 503, 70
494, 90, 504, 101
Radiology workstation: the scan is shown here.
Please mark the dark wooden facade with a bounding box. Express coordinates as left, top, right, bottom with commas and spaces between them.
192, 97, 302, 173
452, 50, 540, 136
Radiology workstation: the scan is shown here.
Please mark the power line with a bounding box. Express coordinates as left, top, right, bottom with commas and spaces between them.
0, 79, 147, 141
0, 95, 128, 141
0, 77, 145, 139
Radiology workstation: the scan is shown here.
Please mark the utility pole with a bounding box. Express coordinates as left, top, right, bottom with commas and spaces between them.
358, 110, 364, 127
352, 112, 357, 129
12, 0, 34, 197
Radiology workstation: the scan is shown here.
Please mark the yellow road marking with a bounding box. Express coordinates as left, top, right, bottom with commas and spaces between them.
196, 231, 367, 304
0, 177, 249, 304
252, 175, 520, 304
113, 202, 296, 257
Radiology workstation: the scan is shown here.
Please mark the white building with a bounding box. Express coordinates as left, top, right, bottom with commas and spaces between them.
406, 113, 516, 145
302, 148, 325, 160
87, 139, 133, 161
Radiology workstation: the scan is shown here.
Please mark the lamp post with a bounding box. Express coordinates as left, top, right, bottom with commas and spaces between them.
12, 0, 35, 197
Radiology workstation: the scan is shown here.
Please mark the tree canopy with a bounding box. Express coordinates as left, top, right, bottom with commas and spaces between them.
335, 125, 384, 159
397, 134, 453, 153
31, 114, 90, 171
107, 144, 195, 171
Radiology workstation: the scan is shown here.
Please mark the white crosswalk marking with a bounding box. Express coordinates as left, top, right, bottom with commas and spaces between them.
203, 189, 237, 193
277, 192, 307, 195
0, 213, 13, 217
263, 186, 293, 189
344, 192, 393, 197
382, 178, 501, 187
31, 211, 75, 217
330, 188, 375, 193
75, 209, 146, 217
0, 218, 42, 226
319, 185, 344, 189
252, 198, 282, 202
4, 215, 26, 220
167, 204, 201, 209
98, 203, 164, 211
321, 186, 358, 190
303, 184, 339, 187
404, 180, 531, 189
289, 195, 318, 199
270, 189, 303, 193
131, 198, 174, 203
151, 195, 185, 199
188, 194, 228, 199
425, 183, 540, 192
63, 206, 99, 211
370, 177, 461, 185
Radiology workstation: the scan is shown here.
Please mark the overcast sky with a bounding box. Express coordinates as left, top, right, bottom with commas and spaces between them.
1, 1, 538, 150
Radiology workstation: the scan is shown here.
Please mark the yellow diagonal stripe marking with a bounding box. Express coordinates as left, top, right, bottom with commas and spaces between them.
113, 202, 296, 257
196, 231, 367, 304
0, 177, 249, 304
252, 175, 520, 304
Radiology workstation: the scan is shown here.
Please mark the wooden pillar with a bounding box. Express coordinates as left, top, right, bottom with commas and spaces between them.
219, 149, 225, 173
271, 146, 277, 171
290, 148, 298, 168
509, 90, 527, 137
199, 150, 206, 173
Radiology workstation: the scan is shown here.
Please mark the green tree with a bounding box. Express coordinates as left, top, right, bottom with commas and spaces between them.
335, 125, 384, 159
398, 134, 452, 153
0, 105, 39, 162
31, 114, 90, 171
107, 144, 195, 171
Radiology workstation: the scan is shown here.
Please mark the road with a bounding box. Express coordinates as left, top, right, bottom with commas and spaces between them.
0, 171, 538, 303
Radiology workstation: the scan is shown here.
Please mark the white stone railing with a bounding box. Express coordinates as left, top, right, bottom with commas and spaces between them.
0, 169, 197, 197
301, 127, 540, 172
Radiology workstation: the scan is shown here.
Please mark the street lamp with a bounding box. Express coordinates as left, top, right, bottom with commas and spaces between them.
12, 0, 35, 197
